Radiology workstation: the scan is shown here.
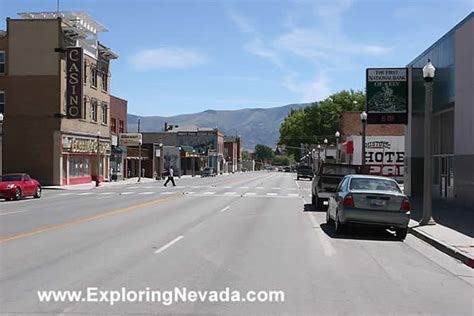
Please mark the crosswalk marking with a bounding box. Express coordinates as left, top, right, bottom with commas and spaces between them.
239, 186, 249, 189
245, 192, 257, 195
140, 192, 155, 195
99, 192, 115, 195
204, 192, 216, 195
288, 193, 299, 197
161, 192, 176, 195
120, 192, 134, 195
224, 192, 237, 195
266, 193, 278, 196
77, 192, 93, 195
271, 187, 280, 190
256, 187, 264, 189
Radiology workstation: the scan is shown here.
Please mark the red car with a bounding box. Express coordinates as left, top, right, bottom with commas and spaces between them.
0, 173, 42, 201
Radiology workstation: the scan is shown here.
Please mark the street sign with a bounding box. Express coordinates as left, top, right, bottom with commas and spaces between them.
366, 68, 408, 124
119, 133, 142, 146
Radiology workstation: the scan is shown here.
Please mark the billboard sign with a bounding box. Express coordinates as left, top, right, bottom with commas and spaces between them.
119, 133, 142, 146
366, 68, 408, 124
66, 47, 83, 119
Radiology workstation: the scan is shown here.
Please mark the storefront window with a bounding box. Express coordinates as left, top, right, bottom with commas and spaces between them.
69, 156, 91, 178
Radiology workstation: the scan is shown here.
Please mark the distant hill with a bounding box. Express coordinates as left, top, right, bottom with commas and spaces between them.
127, 103, 310, 150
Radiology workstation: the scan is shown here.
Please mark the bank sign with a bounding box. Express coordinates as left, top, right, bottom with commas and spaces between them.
66, 47, 83, 119
366, 68, 408, 124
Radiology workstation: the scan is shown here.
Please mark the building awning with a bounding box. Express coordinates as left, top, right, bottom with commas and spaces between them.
112, 146, 126, 154
180, 146, 195, 153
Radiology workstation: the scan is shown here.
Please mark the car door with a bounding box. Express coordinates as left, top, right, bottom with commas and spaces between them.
329, 177, 347, 219
22, 174, 35, 196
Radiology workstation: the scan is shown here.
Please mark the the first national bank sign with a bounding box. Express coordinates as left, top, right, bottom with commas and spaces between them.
366, 68, 408, 124
66, 47, 83, 119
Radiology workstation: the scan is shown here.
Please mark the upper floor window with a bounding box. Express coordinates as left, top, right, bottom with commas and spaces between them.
101, 103, 108, 125
81, 97, 87, 120
0, 51, 5, 74
0, 91, 4, 114
101, 72, 108, 92
91, 101, 97, 122
111, 118, 117, 133
119, 120, 124, 133
91, 66, 97, 88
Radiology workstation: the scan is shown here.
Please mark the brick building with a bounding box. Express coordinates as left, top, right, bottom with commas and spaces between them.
109, 95, 127, 180
0, 12, 117, 185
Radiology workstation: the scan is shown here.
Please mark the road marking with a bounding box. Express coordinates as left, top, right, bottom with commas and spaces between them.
295, 181, 301, 189
77, 192, 93, 196
191, 186, 202, 188
245, 192, 257, 195
256, 187, 264, 189
99, 192, 115, 195
154, 235, 184, 254
120, 192, 134, 195
307, 212, 336, 257
239, 186, 249, 189
224, 192, 237, 195
186, 192, 196, 195
58, 193, 74, 196
223, 186, 232, 189
204, 192, 216, 195
272, 187, 280, 190
140, 192, 154, 195
144, 186, 154, 189
129, 186, 140, 189
0, 209, 31, 216
266, 193, 278, 196
0, 194, 181, 244
175, 186, 185, 188
288, 193, 299, 197
161, 192, 176, 195
220, 206, 230, 212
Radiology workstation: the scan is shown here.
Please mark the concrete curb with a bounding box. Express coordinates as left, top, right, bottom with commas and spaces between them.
409, 227, 474, 268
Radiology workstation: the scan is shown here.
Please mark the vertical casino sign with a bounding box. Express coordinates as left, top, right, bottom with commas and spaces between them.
66, 47, 83, 118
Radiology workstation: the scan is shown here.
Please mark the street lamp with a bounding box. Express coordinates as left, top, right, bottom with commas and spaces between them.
421, 59, 436, 226
317, 144, 321, 160
323, 138, 328, 160
335, 131, 340, 163
96, 130, 100, 187
360, 111, 368, 166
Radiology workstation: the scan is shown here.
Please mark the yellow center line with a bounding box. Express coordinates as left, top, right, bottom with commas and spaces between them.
0, 194, 181, 244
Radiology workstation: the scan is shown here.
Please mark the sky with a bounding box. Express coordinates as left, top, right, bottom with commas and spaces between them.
1, 0, 472, 116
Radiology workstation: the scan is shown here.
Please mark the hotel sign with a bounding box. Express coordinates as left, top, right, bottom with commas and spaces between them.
66, 47, 83, 119
366, 68, 408, 124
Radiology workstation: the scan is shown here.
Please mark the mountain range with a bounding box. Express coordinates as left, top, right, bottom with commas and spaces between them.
127, 103, 309, 150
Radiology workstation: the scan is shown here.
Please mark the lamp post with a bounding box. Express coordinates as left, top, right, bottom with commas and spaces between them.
317, 144, 321, 160
421, 59, 436, 226
192, 149, 196, 177
96, 130, 100, 187
335, 131, 340, 163
323, 138, 328, 161
360, 111, 368, 166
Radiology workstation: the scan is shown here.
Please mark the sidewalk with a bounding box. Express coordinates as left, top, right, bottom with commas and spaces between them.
43, 177, 158, 191
408, 197, 473, 268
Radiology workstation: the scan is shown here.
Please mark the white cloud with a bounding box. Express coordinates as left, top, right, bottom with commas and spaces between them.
243, 38, 283, 67
228, 10, 255, 34
130, 47, 208, 71
283, 72, 332, 103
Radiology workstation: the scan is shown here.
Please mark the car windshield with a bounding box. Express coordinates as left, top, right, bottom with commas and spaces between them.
0, 175, 22, 182
349, 178, 401, 193
322, 165, 358, 175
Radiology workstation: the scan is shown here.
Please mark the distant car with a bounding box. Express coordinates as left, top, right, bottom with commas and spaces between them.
277, 167, 283, 172
0, 173, 42, 201
297, 165, 313, 180
202, 167, 217, 177
326, 174, 410, 240
283, 166, 291, 172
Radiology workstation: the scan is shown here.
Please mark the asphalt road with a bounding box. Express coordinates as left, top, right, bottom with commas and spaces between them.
0, 172, 472, 315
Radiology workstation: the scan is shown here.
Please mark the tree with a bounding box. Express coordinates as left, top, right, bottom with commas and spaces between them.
254, 144, 274, 162
242, 150, 251, 160
279, 89, 365, 159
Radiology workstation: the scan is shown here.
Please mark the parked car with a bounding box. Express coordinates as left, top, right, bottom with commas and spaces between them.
202, 167, 217, 177
296, 165, 313, 180
326, 174, 410, 240
283, 166, 291, 172
0, 173, 42, 201
312, 163, 361, 210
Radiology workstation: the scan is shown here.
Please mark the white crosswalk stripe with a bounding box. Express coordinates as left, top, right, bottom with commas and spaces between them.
120, 192, 134, 195
161, 192, 176, 195
99, 192, 115, 195
266, 193, 278, 196
77, 192, 93, 195
288, 193, 299, 197
140, 192, 154, 195
203, 192, 216, 195
245, 192, 257, 195
224, 192, 237, 195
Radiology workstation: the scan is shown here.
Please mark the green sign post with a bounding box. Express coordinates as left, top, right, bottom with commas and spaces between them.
366, 68, 408, 124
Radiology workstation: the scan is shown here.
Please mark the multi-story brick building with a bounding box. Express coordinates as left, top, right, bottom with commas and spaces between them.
0, 12, 117, 185
110, 95, 127, 180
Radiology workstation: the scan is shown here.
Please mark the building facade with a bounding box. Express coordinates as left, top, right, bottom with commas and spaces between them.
224, 136, 238, 173
110, 95, 127, 180
0, 12, 117, 185
404, 13, 473, 205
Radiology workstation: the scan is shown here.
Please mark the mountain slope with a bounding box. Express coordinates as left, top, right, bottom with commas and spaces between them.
127, 104, 309, 150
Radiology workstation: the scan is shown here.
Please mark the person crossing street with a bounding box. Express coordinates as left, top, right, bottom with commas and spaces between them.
164, 166, 176, 187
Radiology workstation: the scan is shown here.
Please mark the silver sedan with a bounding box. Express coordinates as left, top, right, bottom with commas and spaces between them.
326, 174, 410, 240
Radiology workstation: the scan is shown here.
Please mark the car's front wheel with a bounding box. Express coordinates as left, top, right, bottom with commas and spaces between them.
34, 186, 42, 198
14, 188, 22, 201
395, 227, 408, 240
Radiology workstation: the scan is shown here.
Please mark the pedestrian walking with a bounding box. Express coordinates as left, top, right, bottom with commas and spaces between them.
164, 166, 176, 187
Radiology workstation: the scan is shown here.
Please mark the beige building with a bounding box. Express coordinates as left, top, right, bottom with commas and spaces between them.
0, 12, 118, 185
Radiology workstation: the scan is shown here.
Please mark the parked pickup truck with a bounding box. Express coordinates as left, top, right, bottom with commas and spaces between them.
311, 163, 362, 210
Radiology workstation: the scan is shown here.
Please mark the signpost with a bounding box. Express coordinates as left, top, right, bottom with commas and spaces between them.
366, 68, 408, 124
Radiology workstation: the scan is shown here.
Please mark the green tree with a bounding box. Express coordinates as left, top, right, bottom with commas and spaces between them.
279, 89, 365, 159
254, 144, 274, 162
242, 150, 251, 160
